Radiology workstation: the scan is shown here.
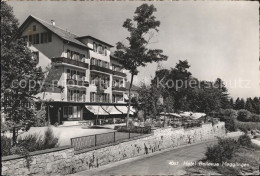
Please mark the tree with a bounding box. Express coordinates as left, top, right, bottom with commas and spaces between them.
1, 2, 45, 144
114, 4, 167, 127
229, 98, 234, 109
239, 98, 245, 110
245, 98, 254, 113
213, 78, 230, 109
252, 97, 260, 114
234, 98, 240, 110
1, 2, 19, 45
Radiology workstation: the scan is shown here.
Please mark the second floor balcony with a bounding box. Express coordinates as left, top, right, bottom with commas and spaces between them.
67, 79, 89, 87
52, 57, 89, 69
112, 86, 126, 91
112, 70, 126, 77
90, 64, 113, 74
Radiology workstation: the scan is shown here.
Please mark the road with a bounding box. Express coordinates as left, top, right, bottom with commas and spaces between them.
72, 140, 218, 175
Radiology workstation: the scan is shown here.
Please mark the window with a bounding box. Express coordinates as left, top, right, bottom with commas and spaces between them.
82, 72, 85, 81
82, 91, 86, 102
67, 50, 71, 59
67, 89, 72, 101
76, 90, 80, 101
77, 71, 80, 80
91, 58, 95, 65
64, 106, 73, 118
97, 45, 103, 54
29, 35, 32, 43
35, 34, 39, 44
72, 70, 77, 80
90, 92, 96, 102
97, 60, 102, 67
93, 43, 97, 52
104, 47, 107, 56
41, 33, 48, 43
48, 32, 52, 42
73, 90, 77, 101
68, 107, 73, 117
67, 69, 71, 79
33, 25, 36, 31
32, 52, 39, 64
86, 50, 90, 59
80, 54, 85, 62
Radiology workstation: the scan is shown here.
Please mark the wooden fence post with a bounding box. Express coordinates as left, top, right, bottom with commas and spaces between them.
114, 132, 116, 143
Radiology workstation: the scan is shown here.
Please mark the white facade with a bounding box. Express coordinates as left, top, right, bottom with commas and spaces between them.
19, 17, 127, 105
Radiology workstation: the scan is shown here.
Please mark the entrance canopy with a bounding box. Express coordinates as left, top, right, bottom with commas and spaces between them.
115, 106, 134, 115
85, 105, 109, 115
101, 106, 122, 115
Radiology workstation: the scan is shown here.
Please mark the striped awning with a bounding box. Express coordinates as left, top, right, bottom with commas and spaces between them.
101, 106, 122, 115
85, 105, 109, 115
115, 106, 134, 115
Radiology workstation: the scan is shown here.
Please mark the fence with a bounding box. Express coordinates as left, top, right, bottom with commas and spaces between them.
71, 127, 151, 151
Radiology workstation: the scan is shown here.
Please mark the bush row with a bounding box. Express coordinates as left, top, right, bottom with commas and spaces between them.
1, 127, 59, 156
205, 135, 252, 163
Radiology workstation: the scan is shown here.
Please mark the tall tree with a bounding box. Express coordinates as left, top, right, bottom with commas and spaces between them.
245, 98, 254, 113
213, 78, 230, 109
114, 4, 167, 127
252, 97, 260, 114
1, 2, 19, 45
238, 98, 246, 110
229, 98, 234, 109
234, 98, 240, 110
1, 2, 45, 143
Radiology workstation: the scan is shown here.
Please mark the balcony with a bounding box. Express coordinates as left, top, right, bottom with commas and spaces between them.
90, 65, 113, 74
112, 70, 126, 77
67, 79, 89, 87
112, 86, 126, 91
52, 57, 89, 69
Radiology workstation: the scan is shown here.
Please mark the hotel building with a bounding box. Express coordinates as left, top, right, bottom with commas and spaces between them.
14, 15, 135, 125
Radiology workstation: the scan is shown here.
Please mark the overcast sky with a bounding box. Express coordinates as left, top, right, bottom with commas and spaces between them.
8, 1, 259, 99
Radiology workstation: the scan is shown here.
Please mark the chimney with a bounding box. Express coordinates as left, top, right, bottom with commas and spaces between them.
51, 20, 55, 26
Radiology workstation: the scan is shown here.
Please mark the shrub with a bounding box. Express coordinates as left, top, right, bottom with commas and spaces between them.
222, 109, 237, 119
1, 135, 12, 156
225, 117, 237, 132
235, 120, 260, 133
252, 114, 260, 122
238, 134, 251, 146
144, 119, 152, 127
237, 109, 251, 122
205, 138, 238, 163
117, 126, 151, 134
17, 133, 42, 152
42, 127, 59, 149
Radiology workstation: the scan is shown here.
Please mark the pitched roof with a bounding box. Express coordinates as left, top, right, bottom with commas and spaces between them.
17, 15, 92, 49
76, 35, 114, 47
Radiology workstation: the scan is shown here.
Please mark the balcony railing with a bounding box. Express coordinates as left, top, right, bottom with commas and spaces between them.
112, 86, 126, 91
67, 79, 89, 87
90, 65, 113, 74
52, 57, 89, 69
112, 70, 126, 77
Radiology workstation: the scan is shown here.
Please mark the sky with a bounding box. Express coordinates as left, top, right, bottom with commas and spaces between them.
8, 1, 260, 99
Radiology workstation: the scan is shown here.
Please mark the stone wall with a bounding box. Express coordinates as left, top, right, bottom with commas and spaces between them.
2, 122, 225, 175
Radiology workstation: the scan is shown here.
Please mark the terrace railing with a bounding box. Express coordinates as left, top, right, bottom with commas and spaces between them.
71, 126, 151, 151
